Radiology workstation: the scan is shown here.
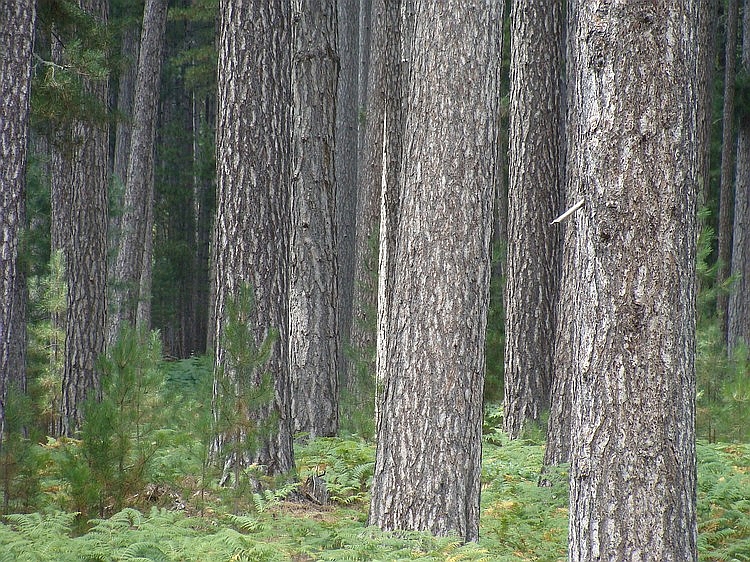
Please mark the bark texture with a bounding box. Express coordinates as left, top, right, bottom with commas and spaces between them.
60, 0, 111, 435
0, 0, 35, 441
368, 1, 501, 542
503, 0, 564, 439
350, 0, 386, 387
290, 0, 339, 438
565, 2, 699, 560
729, 0, 750, 352
717, 0, 739, 337
335, 0, 359, 388
109, 0, 168, 342
212, 0, 294, 475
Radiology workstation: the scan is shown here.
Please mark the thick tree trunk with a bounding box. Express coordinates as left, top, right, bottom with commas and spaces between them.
565, 2, 699, 560
60, 0, 111, 435
729, 0, 750, 352
212, 0, 294, 476
503, 0, 564, 439
369, 1, 501, 542
717, 0, 739, 338
109, 0, 168, 343
0, 0, 35, 443
335, 0, 360, 390
289, 0, 339, 439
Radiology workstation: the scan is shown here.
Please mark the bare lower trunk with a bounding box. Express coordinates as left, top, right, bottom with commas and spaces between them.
369, 1, 501, 542
565, 3, 699, 559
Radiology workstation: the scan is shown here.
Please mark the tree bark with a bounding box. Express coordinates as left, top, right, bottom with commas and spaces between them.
109, 0, 168, 343
349, 0, 386, 389
503, 0, 564, 439
565, 2, 699, 560
289, 0, 339, 439
0, 0, 35, 443
60, 0, 111, 435
729, 0, 750, 352
212, 0, 294, 476
335, 0, 360, 390
369, 1, 501, 542
717, 0, 739, 338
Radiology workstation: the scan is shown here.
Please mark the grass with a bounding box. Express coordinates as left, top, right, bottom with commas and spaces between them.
1, 431, 748, 561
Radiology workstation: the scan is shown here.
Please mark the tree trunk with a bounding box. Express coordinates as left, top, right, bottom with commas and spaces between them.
59, 0, 111, 435
728, 0, 750, 352
369, 1, 501, 542
335, 0, 360, 391
212, 0, 294, 476
349, 0, 386, 389
565, 2, 699, 560
109, 0, 168, 343
375, 0, 407, 432
289, 0, 339, 439
717, 0, 739, 338
0, 0, 35, 443
111, 22, 139, 242
503, 0, 564, 439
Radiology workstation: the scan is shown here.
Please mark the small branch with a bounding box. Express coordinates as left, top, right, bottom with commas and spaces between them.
551, 198, 585, 225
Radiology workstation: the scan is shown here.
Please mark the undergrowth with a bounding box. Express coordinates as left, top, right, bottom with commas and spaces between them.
2, 429, 747, 561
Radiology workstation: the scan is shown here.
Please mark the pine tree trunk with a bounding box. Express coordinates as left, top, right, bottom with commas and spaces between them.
110, 23, 139, 273
109, 0, 168, 342
60, 0, 111, 435
0, 0, 35, 443
565, 3, 699, 559
503, 0, 564, 439
212, 0, 294, 476
289, 0, 339, 439
717, 0, 739, 338
375, 0, 406, 432
369, 1, 501, 542
729, 0, 750, 352
350, 0, 386, 389
335, 0, 360, 390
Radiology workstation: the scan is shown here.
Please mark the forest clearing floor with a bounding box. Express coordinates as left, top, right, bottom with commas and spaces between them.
0, 433, 748, 561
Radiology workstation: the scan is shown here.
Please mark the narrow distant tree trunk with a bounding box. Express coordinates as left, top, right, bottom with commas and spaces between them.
375, 0, 406, 431
503, 0, 564, 439
289, 0, 339, 439
729, 0, 750, 352
60, 0, 111, 435
109, 0, 168, 343
565, 2, 699, 560
717, 0, 739, 338
369, 1, 501, 542
0, 0, 35, 443
697, 0, 719, 210
212, 0, 294, 476
350, 0, 385, 387
113, 24, 139, 188
335, 0, 360, 389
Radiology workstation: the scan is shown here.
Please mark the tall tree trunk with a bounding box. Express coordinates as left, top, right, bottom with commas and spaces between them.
212, 0, 294, 476
698, 0, 719, 211
503, 0, 564, 439
369, 1, 501, 542
375, 0, 408, 432
0, 0, 35, 443
111, 22, 140, 248
335, 0, 359, 392
565, 2, 699, 559
350, 0, 385, 389
729, 0, 750, 352
109, 0, 168, 343
60, 0, 111, 435
289, 0, 339, 439
717, 0, 739, 338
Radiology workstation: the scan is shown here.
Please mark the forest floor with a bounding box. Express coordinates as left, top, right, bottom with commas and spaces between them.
0, 429, 748, 561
